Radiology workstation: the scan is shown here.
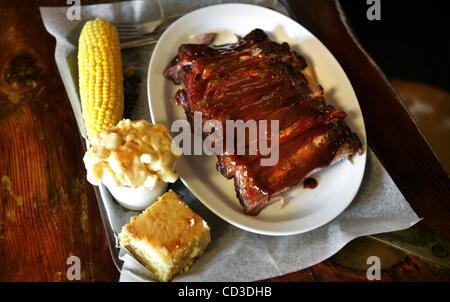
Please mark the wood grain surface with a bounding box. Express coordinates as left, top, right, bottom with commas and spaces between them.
0, 0, 449, 282
286, 0, 450, 240
0, 0, 118, 281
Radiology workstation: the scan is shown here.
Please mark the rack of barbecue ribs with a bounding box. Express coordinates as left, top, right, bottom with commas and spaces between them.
165, 29, 363, 215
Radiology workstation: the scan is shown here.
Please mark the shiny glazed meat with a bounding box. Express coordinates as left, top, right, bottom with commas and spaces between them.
165, 29, 362, 215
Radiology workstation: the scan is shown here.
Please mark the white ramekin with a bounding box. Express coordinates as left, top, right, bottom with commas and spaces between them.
105, 181, 168, 211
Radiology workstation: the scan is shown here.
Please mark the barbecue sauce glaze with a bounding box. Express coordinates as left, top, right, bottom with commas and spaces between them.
165, 29, 362, 215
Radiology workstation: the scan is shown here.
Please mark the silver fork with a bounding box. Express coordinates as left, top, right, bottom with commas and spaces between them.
119, 33, 161, 49
117, 14, 182, 49
116, 14, 182, 39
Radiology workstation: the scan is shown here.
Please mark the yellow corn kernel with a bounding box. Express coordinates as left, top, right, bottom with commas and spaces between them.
78, 18, 124, 141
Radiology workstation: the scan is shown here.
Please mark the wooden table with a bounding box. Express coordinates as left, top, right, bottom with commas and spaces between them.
1, 0, 449, 281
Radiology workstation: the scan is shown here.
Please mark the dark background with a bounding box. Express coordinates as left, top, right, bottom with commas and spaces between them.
340, 0, 449, 91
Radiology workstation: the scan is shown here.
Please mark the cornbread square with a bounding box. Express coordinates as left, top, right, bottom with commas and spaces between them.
119, 190, 211, 281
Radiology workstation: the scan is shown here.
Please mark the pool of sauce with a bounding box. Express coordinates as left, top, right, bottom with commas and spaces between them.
303, 177, 318, 189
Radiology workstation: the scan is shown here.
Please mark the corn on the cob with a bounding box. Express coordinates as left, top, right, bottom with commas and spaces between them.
78, 18, 124, 141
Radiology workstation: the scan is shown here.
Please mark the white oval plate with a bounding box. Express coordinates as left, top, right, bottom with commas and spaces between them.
148, 4, 367, 236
